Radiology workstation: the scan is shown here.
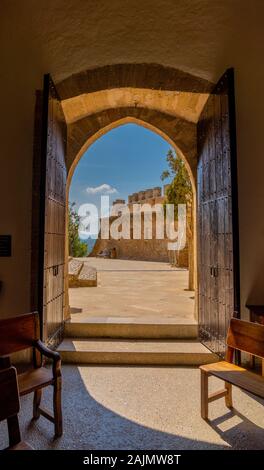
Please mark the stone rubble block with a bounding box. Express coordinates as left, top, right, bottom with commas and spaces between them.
78, 264, 97, 287
69, 258, 97, 287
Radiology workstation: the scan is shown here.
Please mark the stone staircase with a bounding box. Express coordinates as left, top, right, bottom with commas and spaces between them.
58, 317, 218, 366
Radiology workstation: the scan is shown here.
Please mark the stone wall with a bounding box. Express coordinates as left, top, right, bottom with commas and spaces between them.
127, 186, 167, 211
91, 212, 189, 267
92, 237, 189, 266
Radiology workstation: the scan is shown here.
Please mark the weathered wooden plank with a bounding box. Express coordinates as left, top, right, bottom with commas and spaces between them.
198, 69, 240, 357
41, 76, 67, 345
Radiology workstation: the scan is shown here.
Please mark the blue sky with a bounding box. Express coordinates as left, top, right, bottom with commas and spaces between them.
69, 123, 173, 212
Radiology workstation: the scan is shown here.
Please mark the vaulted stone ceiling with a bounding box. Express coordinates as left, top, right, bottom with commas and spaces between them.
57, 64, 212, 126
61, 88, 209, 124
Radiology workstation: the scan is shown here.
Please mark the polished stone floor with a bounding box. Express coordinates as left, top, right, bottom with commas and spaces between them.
1, 365, 263, 450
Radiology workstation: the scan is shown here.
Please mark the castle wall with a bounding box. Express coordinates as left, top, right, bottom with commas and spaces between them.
91, 237, 188, 266
91, 210, 189, 267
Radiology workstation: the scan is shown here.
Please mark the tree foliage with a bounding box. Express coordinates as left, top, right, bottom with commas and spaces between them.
162, 150, 194, 288
68, 202, 88, 257
161, 149, 192, 214
161, 148, 193, 257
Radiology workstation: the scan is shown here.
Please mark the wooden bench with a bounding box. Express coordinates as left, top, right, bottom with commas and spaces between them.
246, 304, 264, 372
0, 366, 33, 450
200, 318, 264, 420
0, 312, 62, 437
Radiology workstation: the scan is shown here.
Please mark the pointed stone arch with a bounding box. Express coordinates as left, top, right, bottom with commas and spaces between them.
59, 63, 213, 320
67, 108, 197, 188
57, 63, 213, 100
65, 111, 198, 318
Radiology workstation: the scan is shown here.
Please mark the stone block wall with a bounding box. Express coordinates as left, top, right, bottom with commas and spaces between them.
90, 210, 189, 267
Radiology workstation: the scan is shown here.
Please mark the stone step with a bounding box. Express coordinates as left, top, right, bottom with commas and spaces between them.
77, 264, 97, 287
69, 260, 97, 287
57, 338, 218, 366
64, 318, 198, 339
69, 259, 83, 275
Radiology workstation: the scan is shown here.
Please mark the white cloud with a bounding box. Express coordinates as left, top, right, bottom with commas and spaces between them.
86, 184, 118, 195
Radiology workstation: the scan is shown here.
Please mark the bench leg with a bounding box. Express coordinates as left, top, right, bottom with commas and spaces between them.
7, 415, 21, 447
249, 354, 255, 370
53, 377, 62, 437
201, 370, 209, 420
225, 382, 233, 408
33, 389, 42, 419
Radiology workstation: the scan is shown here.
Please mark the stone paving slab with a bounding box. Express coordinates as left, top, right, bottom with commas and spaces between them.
78, 264, 97, 287
69, 258, 195, 322
68, 258, 83, 276
69, 258, 97, 287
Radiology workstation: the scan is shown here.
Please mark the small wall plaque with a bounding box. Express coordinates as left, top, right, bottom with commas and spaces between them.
0, 235, 12, 257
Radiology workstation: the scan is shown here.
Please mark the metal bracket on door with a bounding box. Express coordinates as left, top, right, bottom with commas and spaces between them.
210, 266, 218, 277
53, 265, 59, 276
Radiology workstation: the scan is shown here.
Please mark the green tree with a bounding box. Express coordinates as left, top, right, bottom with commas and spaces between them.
161, 149, 192, 213
68, 202, 88, 257
161, 149, 194, 289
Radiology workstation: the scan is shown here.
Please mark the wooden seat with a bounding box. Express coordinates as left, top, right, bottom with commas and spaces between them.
0, 367, 33, 450
18, 367, 54, 395
201, 361, 264, 399
200, 318, 264, 419
0, 312, 62, 437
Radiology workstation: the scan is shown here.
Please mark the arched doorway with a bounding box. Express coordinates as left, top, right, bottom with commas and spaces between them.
32, 64, 239, 360
66, 114, 197, 301
66, 121, 196, 334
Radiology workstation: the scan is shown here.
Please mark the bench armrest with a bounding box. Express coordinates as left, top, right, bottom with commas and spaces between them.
34, 340, 61, 377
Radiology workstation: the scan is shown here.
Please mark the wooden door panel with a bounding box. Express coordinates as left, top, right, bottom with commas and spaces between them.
38, 75, 67, 346
198, 69, 240, 357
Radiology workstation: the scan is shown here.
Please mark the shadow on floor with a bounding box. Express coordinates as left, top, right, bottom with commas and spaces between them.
70, 307, 83, 314
0, 365, 263, 450
209, 408, 264, 450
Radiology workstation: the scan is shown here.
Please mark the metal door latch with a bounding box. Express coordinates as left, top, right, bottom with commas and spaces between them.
53, 265, 59, 276
210, 266, 218, 277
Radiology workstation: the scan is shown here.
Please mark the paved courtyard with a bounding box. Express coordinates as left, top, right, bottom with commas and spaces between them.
69, 258, 195, 324
1, 365, 263, 450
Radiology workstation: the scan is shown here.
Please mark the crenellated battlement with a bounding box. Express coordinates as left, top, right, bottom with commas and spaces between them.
128, 185, 169, 204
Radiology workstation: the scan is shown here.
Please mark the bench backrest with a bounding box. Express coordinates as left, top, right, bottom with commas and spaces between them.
0, 312, 40, 356
0, 367, 20, 421
227, 318, 264, 359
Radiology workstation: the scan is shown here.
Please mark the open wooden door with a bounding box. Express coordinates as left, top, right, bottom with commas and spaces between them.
32, 75, 67, 346
197, 68, 240, 357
